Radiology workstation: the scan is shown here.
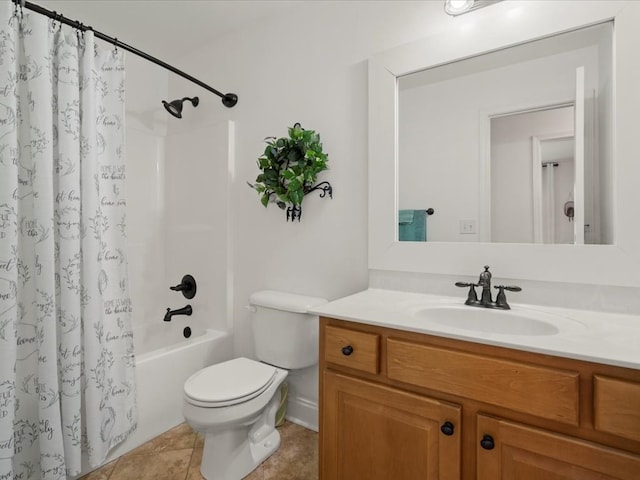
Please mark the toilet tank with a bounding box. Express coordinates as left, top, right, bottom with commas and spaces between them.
249, 290, 327, 369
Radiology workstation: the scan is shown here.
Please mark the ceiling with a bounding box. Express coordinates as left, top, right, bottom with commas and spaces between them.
36, 1, 307, 65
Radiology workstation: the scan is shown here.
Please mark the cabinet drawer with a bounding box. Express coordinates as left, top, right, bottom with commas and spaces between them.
324, 325, 379, 374
387, 338, 579, 425
594, 375, 640, 442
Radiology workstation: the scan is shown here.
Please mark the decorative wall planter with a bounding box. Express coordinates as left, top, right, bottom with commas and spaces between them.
248, 123, 332, 221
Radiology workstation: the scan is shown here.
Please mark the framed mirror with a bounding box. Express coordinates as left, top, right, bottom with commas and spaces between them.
398, 22, 612, 244
369, 1, 640, 286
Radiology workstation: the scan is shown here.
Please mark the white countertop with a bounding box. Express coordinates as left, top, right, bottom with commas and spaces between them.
310, 288, 640, 370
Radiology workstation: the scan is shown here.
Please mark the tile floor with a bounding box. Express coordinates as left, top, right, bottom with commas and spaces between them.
80, 421, 318, 480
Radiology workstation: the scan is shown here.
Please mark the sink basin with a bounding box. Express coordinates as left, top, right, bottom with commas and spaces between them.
412, 305, 579, 336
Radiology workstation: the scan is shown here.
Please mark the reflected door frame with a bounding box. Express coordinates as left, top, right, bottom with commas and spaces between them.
531, 132, 575, 244
479, 99, 575, 243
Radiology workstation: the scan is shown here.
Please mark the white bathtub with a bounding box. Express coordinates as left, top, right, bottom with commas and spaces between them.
79, 329, 233, 475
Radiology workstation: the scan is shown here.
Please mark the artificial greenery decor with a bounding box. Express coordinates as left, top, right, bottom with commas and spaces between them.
249, 123, 332, 221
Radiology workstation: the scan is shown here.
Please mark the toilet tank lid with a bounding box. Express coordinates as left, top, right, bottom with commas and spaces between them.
249, 290, 327, 313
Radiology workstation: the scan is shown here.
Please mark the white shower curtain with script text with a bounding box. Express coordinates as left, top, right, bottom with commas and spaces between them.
0, 3, 137, 478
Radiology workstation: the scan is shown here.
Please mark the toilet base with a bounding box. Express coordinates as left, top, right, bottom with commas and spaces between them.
200, 427, 281, 480
197, 374, 286, 480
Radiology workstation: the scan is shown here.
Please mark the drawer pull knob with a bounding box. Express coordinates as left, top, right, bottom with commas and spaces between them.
480, 434, 495, 450
440, 421, 455, 436
341, 345, 354, 356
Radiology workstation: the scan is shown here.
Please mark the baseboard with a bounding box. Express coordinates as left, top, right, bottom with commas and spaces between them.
285, 395, 318, 432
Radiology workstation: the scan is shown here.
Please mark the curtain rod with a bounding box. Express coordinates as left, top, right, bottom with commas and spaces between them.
13, 0, 238, 108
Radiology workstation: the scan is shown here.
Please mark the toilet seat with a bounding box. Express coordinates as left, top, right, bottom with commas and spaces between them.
184, 357, 278, 408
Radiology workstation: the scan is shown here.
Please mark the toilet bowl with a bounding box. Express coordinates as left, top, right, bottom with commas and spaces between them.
183, 357, 288, 480
182, 290, 327, 480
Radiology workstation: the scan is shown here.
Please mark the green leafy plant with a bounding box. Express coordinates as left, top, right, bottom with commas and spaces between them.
249, 123, 331, 220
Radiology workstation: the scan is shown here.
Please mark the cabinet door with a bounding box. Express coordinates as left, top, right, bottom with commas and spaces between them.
322, 370, 461, 480
477, 415, 640, 480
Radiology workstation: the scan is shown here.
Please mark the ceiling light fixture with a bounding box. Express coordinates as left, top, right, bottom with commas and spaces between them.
444, 0, 503, 17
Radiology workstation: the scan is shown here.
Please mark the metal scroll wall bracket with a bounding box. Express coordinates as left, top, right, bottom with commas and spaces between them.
287, 181, 334, 222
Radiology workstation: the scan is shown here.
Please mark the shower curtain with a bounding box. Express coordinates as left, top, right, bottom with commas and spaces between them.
0, 3, 137, 478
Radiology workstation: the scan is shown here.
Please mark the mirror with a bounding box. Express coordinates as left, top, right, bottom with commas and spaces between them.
397, 22, 612, 244
368, 1, 640, 287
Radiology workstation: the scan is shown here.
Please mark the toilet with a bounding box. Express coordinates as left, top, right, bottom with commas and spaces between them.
183, 290, 327, 480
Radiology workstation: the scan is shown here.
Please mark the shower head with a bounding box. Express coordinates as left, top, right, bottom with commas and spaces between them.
162, 96, 199, 118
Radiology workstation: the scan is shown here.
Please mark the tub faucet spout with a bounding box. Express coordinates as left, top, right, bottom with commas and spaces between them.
164, 304, 193, 322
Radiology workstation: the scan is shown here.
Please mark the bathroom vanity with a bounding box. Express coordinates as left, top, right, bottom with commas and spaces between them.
313, 289, 640, 480
343, 2, 640, 477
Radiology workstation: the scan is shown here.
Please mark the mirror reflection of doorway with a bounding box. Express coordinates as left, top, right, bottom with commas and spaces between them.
538, 135, 575, 244
490, 105, 576, 243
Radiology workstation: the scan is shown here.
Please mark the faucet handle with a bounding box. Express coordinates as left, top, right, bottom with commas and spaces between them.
455, 282, 479, 305
493, 285, 521, 309
496, 285, 522, 292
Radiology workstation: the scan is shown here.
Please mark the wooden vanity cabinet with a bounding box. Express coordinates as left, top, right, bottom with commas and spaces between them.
319, 317, 640, 480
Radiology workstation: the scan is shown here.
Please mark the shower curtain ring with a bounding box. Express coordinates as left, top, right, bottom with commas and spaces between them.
113, 37, 118, 53
50, 11, 57, 30
13, 0, 24, 19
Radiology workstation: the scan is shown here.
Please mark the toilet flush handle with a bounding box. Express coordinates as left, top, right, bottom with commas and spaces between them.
245, 305, 257, 313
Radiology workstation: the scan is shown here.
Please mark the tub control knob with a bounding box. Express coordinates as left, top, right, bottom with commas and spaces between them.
341, 345, 354, 356
170, 274, 197, 299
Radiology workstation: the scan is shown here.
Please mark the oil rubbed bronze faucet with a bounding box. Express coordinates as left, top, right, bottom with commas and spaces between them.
455, 266, 521, 310
163, 304, 193, 322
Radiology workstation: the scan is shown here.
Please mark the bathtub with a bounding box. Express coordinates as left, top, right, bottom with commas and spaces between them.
81, 329, 233, 472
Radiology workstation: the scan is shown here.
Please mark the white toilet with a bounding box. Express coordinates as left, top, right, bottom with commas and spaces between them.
182, 290, 327, 480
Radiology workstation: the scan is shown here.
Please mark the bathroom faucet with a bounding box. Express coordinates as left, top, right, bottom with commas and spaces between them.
478, 265, 493, 306
455, 266, 521, 310
164, 304, 193, 322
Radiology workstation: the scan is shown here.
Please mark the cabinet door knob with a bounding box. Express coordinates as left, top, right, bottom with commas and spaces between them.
341, 345, 354, 356
480, 434, 495, 450
440, 421, 455, 436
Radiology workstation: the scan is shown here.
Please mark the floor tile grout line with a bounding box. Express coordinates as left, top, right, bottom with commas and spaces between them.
106, 456, 119, 479
182, 448, 192, 480
187, 445, 197, 479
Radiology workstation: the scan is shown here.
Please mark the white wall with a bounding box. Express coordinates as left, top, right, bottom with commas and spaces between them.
126, 53, 233, 354
164, 121, 232, 336
491, 107, 574, 243
164, 1, 452, 427
125, 55, 170, 354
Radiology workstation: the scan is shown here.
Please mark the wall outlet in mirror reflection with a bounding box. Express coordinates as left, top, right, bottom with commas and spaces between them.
460, 220, 476, 235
